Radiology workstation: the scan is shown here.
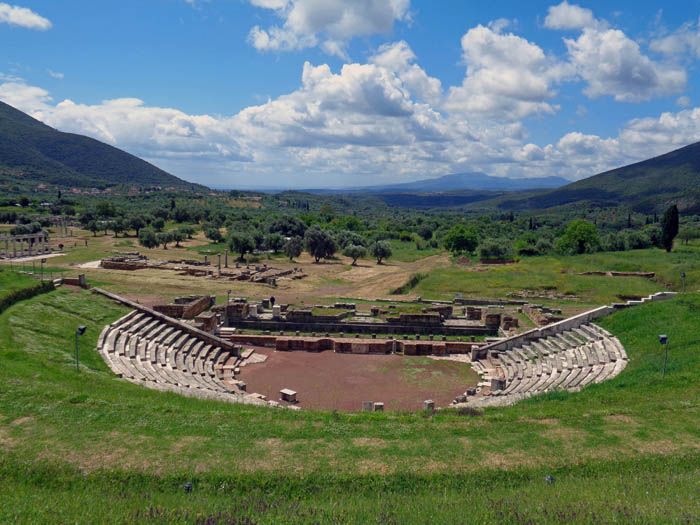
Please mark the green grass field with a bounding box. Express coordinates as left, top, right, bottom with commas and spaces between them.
0, 269, 36, 302
0, 270, 699, 521
414, 245, 700, 307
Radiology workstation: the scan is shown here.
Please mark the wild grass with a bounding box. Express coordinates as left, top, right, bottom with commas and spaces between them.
414, 245, 700, 305
1, 275, 699, 521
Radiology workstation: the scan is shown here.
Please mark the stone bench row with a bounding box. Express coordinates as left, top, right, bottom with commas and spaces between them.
486, 323, 627, 403
97, 310, 241, 397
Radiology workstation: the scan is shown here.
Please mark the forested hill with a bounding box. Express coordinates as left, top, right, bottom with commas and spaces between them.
500, 141, 700, 213
0, 101, 204, 190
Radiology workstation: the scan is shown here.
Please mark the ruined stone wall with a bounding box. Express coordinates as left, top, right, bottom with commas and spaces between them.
101, 260, 149, 271
423, 305, 453, 318
522, 304, 564, 326
153, 295, 213, 319
195, 312, 217, 332
223, 333, 485, 356
397, 313, 441, 325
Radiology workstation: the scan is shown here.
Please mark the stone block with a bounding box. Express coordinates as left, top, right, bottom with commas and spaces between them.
424, 400, 435, 410
280, 388, 297, 403
362, 401, 373, 411
373, 402, 384, 412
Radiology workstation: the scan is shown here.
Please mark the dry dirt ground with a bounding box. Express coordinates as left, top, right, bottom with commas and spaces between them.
26, 228, 453, 306
239, 347, 478, 411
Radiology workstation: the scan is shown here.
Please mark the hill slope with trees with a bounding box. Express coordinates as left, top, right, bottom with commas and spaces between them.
499, 142, 700, 213
0, 101, 204, 190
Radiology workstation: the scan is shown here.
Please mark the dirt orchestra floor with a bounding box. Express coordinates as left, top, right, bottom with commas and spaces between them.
238, 347, 479, 411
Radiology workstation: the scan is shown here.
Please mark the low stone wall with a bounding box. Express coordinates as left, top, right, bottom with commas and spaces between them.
101, 260, 149, 271
228, 319, 493, 336
286, 309, 351, 322
423, 305, 453, 318
396, 313, 441, 325
153, 295, 214, 319
195, 312, 217, 332
223, 333, 484, 356
522, 304, 564, 326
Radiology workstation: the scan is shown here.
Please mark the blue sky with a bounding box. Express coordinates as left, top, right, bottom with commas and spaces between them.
2, 1, 700, 188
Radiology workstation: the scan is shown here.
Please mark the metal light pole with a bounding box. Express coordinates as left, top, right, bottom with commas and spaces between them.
681, 272, 686, 294
659, 334, 669, 377
75, 325, 87, 371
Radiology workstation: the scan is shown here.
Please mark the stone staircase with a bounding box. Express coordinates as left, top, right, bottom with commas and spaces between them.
97, 310, 267, 406
468, 322, 626, 407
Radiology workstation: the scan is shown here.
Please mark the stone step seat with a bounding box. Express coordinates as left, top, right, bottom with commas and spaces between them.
98, 327, 122, 377
579, 323, 603, 340
117, 312, 147, 333
530, 340, 551, 357
177, 337, 198, 372
112, 331, 145, 381
136, 338, 160, 383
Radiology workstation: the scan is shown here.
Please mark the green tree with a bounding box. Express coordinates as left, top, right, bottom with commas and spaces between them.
677, 226, 700, 245
96, 201, 115, 217
661, 204, 679, 252
443, 225, 478, 254
263, 233, 285, 253
283, 236, 303, 261
479, 239, 511, 259
138, 228, 158, 249
178, 225, 195, 239
343, 244, 367, 265
417, 225, 433, 241
171, 230, 185, 247
514, 233, 538, 256
556, 219, 599, 255
87, 220, 99, 237
156, 231, 173, 249
304, 226, 337, 263
152, 217, 165, 232
229, 232, 254, 260
129, 216, 145, 237
205, 227, 223, 243
110, 218, 125, 238
371, 240, 392, 264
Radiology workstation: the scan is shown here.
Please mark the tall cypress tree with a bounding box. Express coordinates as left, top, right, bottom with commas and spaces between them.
661, 204, 679, 252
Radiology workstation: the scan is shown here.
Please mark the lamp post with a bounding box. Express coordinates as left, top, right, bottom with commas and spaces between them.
681, 272, 686, 294
75, 325, 86, 372
659, 334, 669, 377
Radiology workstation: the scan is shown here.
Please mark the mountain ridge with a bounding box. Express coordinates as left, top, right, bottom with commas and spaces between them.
0, 100, 205, 190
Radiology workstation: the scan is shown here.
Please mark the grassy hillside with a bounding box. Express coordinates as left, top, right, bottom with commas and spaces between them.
0, 101, 204, 190
497, 141, 700, 213
0, 274, 699, 521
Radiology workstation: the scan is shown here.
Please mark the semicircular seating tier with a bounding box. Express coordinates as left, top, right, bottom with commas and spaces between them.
97, 310, 266, 405
468, 322, 627, 407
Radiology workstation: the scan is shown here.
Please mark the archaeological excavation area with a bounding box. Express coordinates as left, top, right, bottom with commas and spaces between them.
88, 283, 677, 412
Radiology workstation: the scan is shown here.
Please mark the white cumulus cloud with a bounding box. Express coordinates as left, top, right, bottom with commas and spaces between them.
544, 1, 596, 30
546, 2, 686, 102
650, 19, 700, 59
444, 24, 571, 119
247, 0, 410, 59
0, 3, 51, 30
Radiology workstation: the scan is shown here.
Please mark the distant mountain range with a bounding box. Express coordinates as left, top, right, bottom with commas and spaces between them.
498, 141, 700, 214
0, 101, 203, 190
303, 172, 569, 194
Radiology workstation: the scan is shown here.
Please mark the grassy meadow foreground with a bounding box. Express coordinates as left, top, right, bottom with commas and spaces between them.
0, 261, 699, 521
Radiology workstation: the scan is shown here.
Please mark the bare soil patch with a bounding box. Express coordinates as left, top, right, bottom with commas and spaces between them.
239, 347, 478, 411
